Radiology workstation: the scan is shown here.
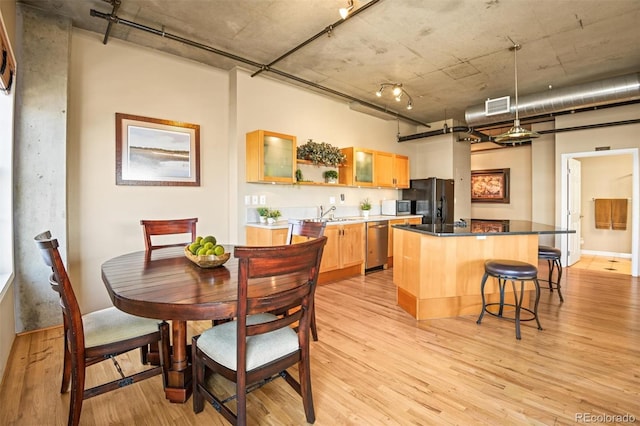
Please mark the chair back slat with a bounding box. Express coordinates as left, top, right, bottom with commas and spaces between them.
34, 230, 85, 351
140, 218, 198, 251
286, 219, 326, 245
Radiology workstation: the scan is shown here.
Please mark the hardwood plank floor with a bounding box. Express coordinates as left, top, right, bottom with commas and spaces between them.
1, 263, 638, 425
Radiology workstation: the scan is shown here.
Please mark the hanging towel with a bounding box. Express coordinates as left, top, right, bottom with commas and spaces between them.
594, 198, 611, 229
611, 198, 628, 230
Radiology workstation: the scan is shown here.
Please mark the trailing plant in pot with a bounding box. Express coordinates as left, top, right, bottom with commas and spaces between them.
360, 198, 372, 218
296, 139, 347, 167
323, 169, 339, 183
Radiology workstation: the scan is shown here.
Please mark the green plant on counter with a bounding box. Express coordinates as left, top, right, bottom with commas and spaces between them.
360, 198, 372, 211
296, 139, 347, 167
257, 207, 269, 217
267, 209, 281, 219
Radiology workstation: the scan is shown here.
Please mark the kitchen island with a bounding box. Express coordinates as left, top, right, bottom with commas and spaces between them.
392, 220, 575, 320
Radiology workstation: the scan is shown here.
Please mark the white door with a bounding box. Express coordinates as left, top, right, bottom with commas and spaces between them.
567, 158, 582, 265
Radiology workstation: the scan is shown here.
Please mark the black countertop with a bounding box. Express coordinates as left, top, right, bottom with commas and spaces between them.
393, 219, 576, 237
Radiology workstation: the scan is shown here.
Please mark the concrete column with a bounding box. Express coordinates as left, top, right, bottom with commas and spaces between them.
14, 5, 70, 332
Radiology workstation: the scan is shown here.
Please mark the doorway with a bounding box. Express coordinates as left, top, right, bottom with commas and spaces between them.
560, 148, 639, 277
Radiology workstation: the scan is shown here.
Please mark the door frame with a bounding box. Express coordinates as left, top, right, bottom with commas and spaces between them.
560, 148, 639, 277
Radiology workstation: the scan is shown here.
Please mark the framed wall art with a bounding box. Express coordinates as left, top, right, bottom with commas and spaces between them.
470, 219, 510, 233
471, 168, 510, 203
116, 113, 200, 186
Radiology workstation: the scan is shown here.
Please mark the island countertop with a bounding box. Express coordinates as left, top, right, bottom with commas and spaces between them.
393, 219, 575, 237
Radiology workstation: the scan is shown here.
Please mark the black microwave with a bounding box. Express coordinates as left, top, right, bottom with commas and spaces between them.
381, 200, 411, 216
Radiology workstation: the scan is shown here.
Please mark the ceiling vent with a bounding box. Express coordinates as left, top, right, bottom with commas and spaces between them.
485, 96, 510, 116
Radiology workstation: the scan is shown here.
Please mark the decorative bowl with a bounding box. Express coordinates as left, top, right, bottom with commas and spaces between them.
184, 246, 231, 268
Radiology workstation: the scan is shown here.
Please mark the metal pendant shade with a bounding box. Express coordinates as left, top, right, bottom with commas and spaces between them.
494, 43, 540, 144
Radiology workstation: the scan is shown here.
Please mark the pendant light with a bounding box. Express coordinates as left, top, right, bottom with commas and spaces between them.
494, 43, 540, 144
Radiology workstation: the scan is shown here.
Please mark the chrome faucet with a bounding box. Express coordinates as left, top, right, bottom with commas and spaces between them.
319, 205, 336, 219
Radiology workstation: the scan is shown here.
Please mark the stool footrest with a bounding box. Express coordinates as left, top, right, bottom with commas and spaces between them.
480, 303, 539, 323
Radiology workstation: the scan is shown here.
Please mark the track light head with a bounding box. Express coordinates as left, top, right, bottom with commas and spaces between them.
392, 85, 403, 97
339, 0, 354, 19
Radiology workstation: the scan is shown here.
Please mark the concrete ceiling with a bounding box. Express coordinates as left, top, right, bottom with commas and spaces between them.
18, 0, 640, 127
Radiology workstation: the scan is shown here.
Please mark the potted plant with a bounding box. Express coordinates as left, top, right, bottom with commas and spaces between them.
360, 198, 372, 218
257, 207, 269, 223
267, 209, 281, 225
323, 169, 339, 184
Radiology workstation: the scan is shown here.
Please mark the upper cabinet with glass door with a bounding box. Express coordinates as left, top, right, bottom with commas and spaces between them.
339, 147, 374, 186
246, 130, 296, 183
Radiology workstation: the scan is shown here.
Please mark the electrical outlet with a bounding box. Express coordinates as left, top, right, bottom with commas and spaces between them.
251, 195, 258, 205
259, 195, 266, 205
329, 196, 336, 204
244, 195, 251, 205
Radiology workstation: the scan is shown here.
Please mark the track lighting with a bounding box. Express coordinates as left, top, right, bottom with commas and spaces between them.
375, 83, 414, 110
339, 0, 354, 19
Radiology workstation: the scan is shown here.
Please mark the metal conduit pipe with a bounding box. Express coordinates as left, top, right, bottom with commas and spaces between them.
465, 73, 640, 127
397, 125, 491, 143
89, 6, 430, 128
397, 119, 640, 143
252, 0, 381, 78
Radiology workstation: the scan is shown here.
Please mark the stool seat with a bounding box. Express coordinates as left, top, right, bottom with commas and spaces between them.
477, 259, 542, 340
538, 245, 561, 258
484, 259, 538, 280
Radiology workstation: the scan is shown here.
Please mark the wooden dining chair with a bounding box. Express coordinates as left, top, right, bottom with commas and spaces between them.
34, 231, 163, 426
192, 236, 327, 426
286, 218, 326, 341
140, 217, 198, 251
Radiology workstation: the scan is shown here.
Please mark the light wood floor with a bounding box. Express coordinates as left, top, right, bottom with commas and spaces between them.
569, 254, 632, 275
1, 263, 639, 425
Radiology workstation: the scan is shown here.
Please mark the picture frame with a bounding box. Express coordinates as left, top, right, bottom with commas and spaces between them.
116, 113, 200, 186
471, 168, 510, 203
470, 219, 510, 233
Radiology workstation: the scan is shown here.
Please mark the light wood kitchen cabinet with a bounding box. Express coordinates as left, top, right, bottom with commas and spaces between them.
375, 152, 410, 188
393, 154, 410, 188
319, 223, 365, 273
246, 130, 296, 183
339, 147, 374, 186
388, 217, 422, 257
245, 226, 287, 246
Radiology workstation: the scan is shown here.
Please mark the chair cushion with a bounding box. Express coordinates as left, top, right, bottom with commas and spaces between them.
484, 259, 538, 280
538, 245, 561, 258
196, 313, 299, 371
83, 307, 159, 348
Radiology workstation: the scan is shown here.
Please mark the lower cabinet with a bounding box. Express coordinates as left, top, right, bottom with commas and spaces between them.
319, 223, 365, 273
245, 226, 287, 246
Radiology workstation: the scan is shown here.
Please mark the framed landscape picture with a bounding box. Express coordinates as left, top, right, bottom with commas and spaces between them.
471, 168, 510, 203
116, 113, 200, 186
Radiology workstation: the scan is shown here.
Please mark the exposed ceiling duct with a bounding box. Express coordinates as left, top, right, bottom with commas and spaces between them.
465, 72, 640, 128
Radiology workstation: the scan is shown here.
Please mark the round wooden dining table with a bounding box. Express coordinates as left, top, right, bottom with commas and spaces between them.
101, 245, 239, 403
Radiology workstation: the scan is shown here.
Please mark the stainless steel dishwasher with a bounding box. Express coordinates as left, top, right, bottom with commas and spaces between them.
366, 220, 389, 272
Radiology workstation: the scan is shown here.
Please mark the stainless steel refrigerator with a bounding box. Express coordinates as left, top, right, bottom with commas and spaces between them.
402, 178, 455, 224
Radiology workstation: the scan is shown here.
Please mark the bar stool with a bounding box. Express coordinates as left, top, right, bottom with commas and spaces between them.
477, 259, 543, 340
538, 245, 564, 302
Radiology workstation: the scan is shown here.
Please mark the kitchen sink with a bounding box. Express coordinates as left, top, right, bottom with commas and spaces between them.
304, 217, 359, 223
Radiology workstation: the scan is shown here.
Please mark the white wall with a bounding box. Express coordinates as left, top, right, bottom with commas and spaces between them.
68, 30, 230, 313
470, 144, 533, 220
579, 155, 633, 253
